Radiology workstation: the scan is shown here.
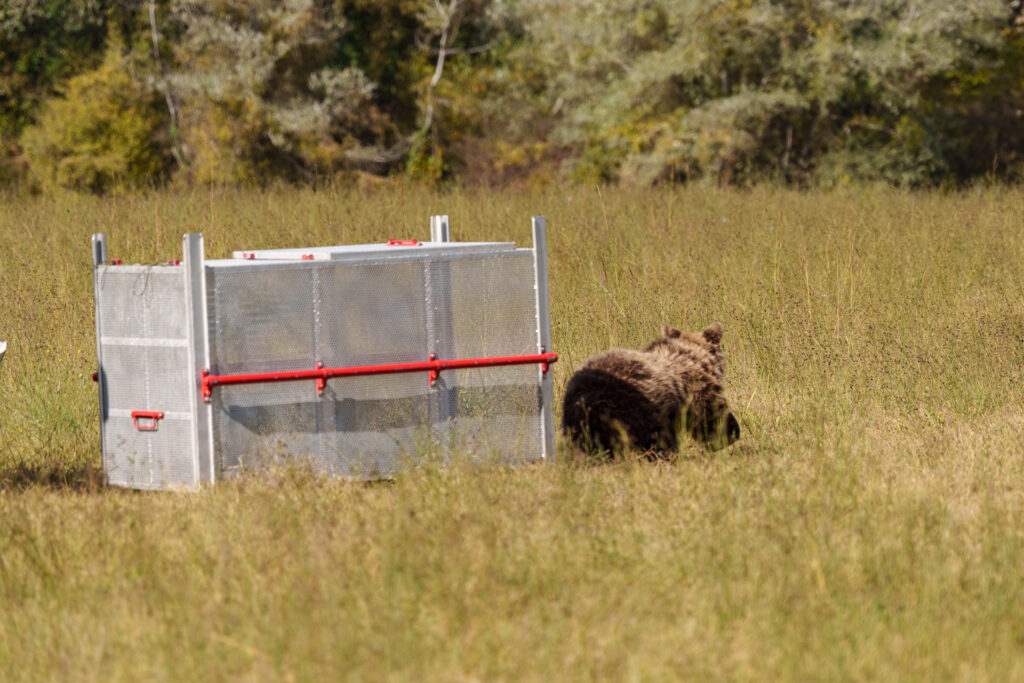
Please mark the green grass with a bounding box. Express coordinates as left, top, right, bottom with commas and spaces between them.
3, 184, 1024, 680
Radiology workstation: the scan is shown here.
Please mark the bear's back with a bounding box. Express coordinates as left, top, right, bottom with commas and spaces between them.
580, 348, 682, 406
562, 347, 684, 452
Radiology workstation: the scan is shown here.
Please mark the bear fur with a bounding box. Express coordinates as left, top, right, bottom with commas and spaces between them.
561, 323, 740, 454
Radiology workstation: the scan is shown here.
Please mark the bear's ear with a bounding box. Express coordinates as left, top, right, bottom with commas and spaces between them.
661, 325, 682, 339
702, 322, 724, 345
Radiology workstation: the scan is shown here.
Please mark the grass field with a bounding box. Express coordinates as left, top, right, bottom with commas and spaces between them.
3, 184, 1024, 680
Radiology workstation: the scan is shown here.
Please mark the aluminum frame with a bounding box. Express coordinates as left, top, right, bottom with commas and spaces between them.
183, 233, 215, 484
532, 217, 556, 460
91, 233, 107, 468
92, 215, 557, 488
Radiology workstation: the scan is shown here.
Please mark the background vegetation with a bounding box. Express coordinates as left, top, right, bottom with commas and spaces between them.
4, 0, 1024, 190
3, 185, 1024, 678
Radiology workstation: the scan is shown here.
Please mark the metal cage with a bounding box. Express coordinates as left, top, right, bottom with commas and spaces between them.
91, 216, 556, 489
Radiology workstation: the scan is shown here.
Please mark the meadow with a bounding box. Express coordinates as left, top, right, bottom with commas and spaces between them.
2, 184, 1024, 680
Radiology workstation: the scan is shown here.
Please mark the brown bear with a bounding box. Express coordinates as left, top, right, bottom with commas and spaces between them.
561, 323, 740, 454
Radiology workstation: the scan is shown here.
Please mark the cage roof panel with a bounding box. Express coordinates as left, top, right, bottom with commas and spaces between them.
230, 241, 517, 263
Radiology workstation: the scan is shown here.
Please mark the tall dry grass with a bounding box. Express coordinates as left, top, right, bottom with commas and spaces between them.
2, 184, 1024, 680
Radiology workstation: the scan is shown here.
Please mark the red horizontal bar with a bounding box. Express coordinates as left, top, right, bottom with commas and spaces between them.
201, 353, 557, 401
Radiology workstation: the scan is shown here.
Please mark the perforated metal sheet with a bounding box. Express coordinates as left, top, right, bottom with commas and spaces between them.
95, 266, 197, 488
206, 250, 544, 478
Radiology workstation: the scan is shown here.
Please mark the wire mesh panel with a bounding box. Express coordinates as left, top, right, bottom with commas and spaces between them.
95, 266, 197, 489
442, 253, 542, 462
207, 264, 318, 473
206, 249, 544, 478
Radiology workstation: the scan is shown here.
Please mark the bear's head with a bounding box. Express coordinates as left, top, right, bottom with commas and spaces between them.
655, 322, 740, 450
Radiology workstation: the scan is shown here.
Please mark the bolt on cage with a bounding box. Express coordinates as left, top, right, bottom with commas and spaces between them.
91, 216, 556, 489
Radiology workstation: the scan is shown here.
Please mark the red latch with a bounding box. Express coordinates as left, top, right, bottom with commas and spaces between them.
387, 239, 421, 247
316, 361, 326, 395
168, 259, 181, 266
109, 258, 123, 265
302, 254, 315, 260
428, 352, 439, 387
540, 346, 551, 373
131, 410, 164, 431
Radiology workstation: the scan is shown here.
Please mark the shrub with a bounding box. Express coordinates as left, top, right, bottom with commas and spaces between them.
19, 43, 172, 193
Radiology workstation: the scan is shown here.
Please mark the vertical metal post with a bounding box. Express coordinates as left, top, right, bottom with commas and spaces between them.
91, 233, 108, 476
426, 215, 456, 432
532, 216, 556, 461
91, 233, 107, 266
183, 233, 215, 485
312, 265, 330, 456
430, 214, 451, 242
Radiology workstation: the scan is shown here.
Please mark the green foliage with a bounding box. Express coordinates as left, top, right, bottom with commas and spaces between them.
6, 0, 1024, 188
0, 0, 114, 138
405, 128, 447, 181
19, 42, 173, 193
334, 0, 425, 133
426, 8, 562, 186
510, 0, 1024, 186
166, 0, 399, 185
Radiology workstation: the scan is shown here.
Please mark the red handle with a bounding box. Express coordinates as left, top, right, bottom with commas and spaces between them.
386, 239, 421, 246
131, 410, 164, 431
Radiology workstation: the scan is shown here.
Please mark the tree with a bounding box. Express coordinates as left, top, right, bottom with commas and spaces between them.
163, 0, 397, 184
0, 0, 115, 136
19, 40, 174, 192
507, 0, 1024, 187
0, 0, 120, 185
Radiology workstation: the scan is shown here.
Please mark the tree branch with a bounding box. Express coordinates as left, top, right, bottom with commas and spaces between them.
347, 0, 467, 172
149, 0, 186, 169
